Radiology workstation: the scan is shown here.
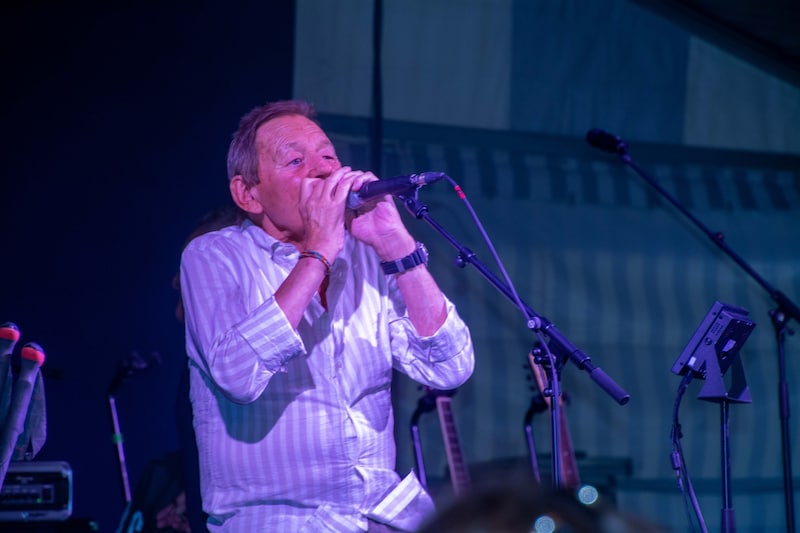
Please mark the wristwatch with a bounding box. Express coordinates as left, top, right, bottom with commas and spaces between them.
380, 242, 429, 275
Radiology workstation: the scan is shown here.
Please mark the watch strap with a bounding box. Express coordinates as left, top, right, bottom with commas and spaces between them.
380, 242, 428, 275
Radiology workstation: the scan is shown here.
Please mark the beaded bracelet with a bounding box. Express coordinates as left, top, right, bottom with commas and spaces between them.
299, 250, 332, 276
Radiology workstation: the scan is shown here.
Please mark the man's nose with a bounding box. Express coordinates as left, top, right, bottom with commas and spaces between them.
311, 155, 336, 178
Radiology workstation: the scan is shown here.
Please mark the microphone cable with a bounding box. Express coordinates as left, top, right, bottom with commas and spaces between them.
440, 174, 558, 394
441, 175, 542, 336
671, 372, 708, 533
440, 174, 563, 481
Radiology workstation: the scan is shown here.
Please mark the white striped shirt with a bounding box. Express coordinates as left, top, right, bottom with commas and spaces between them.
180, 220, 474, 532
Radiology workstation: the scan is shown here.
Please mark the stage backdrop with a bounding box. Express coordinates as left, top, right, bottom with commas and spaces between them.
294, 1, 800, 529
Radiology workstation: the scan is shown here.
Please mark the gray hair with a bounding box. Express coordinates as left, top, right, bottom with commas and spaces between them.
226, 99, 318, 187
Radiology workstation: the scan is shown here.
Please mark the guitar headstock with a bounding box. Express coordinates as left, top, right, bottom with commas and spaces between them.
416, 386, 458, 414
421, 386, 458, 397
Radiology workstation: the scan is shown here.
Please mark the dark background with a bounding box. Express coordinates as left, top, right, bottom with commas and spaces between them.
1, 3, 296, 529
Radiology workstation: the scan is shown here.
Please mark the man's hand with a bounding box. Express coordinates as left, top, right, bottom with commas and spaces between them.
298, 166, 360, 260
345, 173, 416, 261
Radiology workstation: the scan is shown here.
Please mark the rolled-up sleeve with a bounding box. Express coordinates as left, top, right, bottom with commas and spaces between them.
181, 236, 304, 403
389, 296, 475, 390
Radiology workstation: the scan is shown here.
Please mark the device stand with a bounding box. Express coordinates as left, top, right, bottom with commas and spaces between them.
700, 350, 751, 533
720, 400, 736, 533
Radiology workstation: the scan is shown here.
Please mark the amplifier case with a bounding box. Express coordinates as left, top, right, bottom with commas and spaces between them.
0, 461, 73, 522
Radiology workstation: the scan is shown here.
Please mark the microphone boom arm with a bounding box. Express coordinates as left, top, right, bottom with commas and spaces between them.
586, 128, 800, 326
399, 193, 630, 405
620, 155, 800, 325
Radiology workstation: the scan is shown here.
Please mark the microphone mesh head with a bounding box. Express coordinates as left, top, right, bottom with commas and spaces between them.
21, 342, 46, 365
0, 322, 21, 342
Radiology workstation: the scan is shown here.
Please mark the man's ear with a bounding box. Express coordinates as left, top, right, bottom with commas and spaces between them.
229, 176, 263, 215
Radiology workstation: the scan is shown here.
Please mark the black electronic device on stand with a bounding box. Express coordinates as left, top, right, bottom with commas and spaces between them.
671, 301, 756, 533
671, 301, 756, 403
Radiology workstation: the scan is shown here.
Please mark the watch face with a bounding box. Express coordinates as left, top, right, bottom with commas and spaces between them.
410, 243, 428, 267
418, 242, 429, 259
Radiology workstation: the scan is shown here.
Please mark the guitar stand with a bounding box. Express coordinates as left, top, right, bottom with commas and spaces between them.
523, 386, 548, 484
410, 389, 438, 489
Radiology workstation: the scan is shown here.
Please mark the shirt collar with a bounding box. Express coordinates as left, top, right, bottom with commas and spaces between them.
241, 218, 301, 267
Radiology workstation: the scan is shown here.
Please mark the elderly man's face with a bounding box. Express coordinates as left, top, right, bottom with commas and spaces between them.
249, 114, 340, 239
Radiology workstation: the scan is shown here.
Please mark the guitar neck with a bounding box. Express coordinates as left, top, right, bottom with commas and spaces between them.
435, 395, 471, 496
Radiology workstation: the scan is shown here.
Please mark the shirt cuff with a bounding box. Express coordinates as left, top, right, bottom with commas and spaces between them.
236, 295, 305, 372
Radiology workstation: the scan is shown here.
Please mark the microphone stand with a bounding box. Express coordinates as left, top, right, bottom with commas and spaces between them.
105, 350, 160, 507
397, 189, 630, 487
600, 137, 799, 533
107, 371, 132, 505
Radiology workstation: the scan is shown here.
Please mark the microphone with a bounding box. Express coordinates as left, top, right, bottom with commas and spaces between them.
0, 322, 21, 417
346, 172, 447, 210
586, 129, 628, 155
0, 342, 45, 481
0, 322, 20, 357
